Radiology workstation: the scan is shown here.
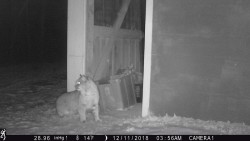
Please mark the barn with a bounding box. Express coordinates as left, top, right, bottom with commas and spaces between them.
67, 0, 145, 114
1, 0, 250, 135
68, 0, 250, 125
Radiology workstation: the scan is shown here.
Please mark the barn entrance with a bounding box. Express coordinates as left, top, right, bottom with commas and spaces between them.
67, 0, 146, 117
92, 0, 145, 116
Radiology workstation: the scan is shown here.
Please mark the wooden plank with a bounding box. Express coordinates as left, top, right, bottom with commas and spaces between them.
134, 40, 138, 71
114, 41, 118, 73
123, 39, 128, 67
130, 39, 135, 69
125, 39, 129, 67
128, 39, 131, 66
142, 0, 153, 117
111, 45, 115, 75
94, 25, 143, 39
116, 40, 121, 70
86, 0, 94, 76
67, 0, 87, 91
118, 39, 123, 70
138, 40, 142, 72
94, 37, 108, 78
99, 38, 110, 79
114, 0, 131, 29
93, 37, 101, 76
121, 39, 125, 68
135, 40, 140, 72
116, 41, 120, 73
128, 39, 131, 65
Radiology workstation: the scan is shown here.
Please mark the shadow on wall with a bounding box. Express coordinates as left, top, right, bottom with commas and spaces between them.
150, 68, 250, 124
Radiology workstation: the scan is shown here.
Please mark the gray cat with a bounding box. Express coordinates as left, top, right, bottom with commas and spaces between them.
56, 74, 101, 122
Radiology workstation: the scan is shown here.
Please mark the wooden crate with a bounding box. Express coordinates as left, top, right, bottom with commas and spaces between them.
98, 74, 137, 113
110, 74, 137, 108
98, 83, 119, 114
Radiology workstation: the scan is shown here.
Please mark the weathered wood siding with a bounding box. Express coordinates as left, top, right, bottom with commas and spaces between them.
89, 0, 144, 80
92, 29, 143, 79
94, 0, 142, 30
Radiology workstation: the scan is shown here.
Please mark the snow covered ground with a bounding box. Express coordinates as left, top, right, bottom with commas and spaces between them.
0, 63, 250, 135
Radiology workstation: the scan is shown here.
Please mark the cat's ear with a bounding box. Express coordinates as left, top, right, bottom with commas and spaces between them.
85, 72, 95, 80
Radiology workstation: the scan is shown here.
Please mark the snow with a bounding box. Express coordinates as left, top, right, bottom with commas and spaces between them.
1, 63, 250, 135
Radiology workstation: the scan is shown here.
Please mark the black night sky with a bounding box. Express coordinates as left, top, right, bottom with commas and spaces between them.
0, 0, 68, 65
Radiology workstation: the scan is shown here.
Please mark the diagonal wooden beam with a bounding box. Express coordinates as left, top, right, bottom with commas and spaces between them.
94, 0, 131, 81
114, 0, 131, 29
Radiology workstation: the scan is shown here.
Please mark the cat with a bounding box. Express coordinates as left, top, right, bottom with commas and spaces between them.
56, 74, 101, 122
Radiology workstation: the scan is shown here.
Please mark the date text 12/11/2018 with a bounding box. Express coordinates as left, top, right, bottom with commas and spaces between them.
112, 135, 149, 141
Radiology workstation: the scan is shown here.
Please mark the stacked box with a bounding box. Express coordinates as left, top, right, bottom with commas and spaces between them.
98, 74, 137, 113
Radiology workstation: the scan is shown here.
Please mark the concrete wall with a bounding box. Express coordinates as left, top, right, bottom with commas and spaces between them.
150, 0, 250, 124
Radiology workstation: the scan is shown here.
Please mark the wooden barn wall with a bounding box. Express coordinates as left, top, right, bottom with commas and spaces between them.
150, 0, 250, 124
91, 0, 144, 79
94, 0, 142, 30
93, 36, 142, 79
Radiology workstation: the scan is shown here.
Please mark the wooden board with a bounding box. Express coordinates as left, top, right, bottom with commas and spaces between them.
86, 0, 94, 76
67, 0, 88, 91
142, 0, 153, 117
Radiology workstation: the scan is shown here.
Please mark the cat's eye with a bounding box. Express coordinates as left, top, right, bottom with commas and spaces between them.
76, 82, 81, 84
